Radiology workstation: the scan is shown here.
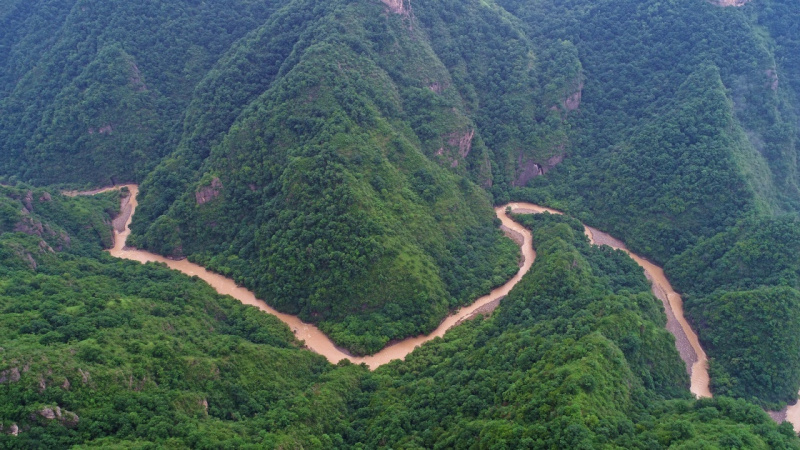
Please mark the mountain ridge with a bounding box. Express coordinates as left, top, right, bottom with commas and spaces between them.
2, 0, 800, 418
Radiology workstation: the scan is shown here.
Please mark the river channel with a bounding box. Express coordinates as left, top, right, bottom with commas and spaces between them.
90, 185, 711, 398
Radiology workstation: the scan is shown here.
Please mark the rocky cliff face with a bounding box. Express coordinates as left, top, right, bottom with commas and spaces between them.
513, 152, 565, 187
34, 406, 79, 427
435, 129, 475, 168
195, 177, 223, 205
382, 0, 410, 14
563, 81, 584, 111
712, 0, 751, 6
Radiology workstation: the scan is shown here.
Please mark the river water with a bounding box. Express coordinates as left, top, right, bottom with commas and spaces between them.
507, 203, 711, 398
95, 186, 711, 398
582, 226, 711, 398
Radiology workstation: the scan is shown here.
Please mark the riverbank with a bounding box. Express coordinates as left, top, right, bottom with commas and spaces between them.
88, 185, 537, 369
584, 225, 710, 399
77, 186, 712, 398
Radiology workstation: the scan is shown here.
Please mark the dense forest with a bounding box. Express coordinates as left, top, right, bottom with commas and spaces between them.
0, 186, 365, 447
504, 0, 800, 406
2, 0, 800, 444
350, 213, 798, 448
667, 215, 800, 406
2, 189, 798, 447
123, 0, 552, 354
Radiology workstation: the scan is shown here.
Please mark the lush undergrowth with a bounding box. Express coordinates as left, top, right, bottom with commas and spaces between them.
351, 213, 798, 448
129, 0, 543, 354
2, 0, 800, 408
0, 0, 282, 186
667, 215, 800, 407
0, 185, 366, 448
502, 0, 800, 404
2, 192, 798, 447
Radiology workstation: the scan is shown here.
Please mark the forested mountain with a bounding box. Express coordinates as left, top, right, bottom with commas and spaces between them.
0, 186, 366, 447
352, 213, 797, 448
1, 189, 797, 447
2, 0, 800, 444
502, 0, 800, 407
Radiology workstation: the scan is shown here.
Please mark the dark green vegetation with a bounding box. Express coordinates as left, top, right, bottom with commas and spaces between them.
351, 214, 799, 448
667, 216, 800, 406
1, 0, 535, 354
508, 0, 800, 262
0, 186, 365, 448
2, 192, 798, 447
2, 0, 800, 421
128, 0, 559, 354
0, 0, 280, 185
499, 0, 800, 406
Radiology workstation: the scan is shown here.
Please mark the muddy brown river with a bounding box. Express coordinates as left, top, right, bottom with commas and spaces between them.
89, 186, 711, 398
506, 204, 711, 399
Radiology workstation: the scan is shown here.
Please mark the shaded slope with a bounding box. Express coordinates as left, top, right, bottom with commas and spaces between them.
507, 0, 799, 261
0, 0, 280, 185
503, 0, 800, 406
130, 0, 570, 354
667, 214, 800, 406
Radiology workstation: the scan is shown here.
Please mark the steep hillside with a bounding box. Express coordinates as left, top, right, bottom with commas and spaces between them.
496, 0, 800, 405
2, 191, 798, 447
0, 185, 364, 447
505, 0, 800, 261
0, 0, 280, 185
128, 0, 569, 354
667, 215, 800, 406
352, 214, 799, 448
2, 0, 800, 408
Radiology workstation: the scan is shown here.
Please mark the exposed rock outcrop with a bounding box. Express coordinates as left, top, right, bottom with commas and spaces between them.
766, 68, 779, 91
513, 151, 566, 187
39, 408, 57, 420
450, 129, 474, 159
35, 406, 79, 427
89, 124, 113, 135
8, 243, 38, 270
11, 213, 66, 252
545, 153, 564, 170
711, 0, 751, 6
195, 177, 223, 205
78, 368, 90, 384
428, 82, 447, 94
129, 61, 148, 92
0, 367, 21, 384
38, 240, 54, 254
381, 0, 410, 15
14, 216, 44, 236
514, 159, 544, 187
563, 81, 584, 111
1, 423, 20, 436
436, 129, 475, 168
23, 191, 33, 212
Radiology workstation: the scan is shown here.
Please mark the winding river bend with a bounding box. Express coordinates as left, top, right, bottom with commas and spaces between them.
89, 185, 711, 397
